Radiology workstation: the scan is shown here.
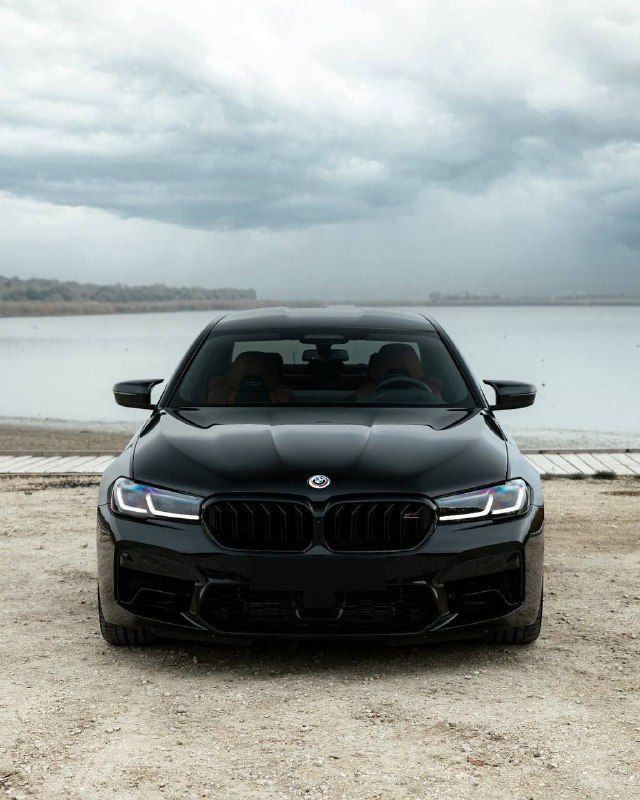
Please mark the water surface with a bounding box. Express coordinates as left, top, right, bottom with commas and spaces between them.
1, 306, 638, 447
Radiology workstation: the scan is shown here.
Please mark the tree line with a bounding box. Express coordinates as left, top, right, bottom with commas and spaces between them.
0, 275, 256, 303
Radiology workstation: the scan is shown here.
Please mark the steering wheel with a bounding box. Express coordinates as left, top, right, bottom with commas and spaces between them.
365, 375, 437, 400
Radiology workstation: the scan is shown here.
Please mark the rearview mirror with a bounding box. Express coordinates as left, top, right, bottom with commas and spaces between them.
483, 380, 536, 411
302, 348, 349, 361
113, 379, 164, 409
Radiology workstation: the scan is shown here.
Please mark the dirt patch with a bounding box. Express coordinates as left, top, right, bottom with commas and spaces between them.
0, 476, 639, 799
13, 475, 103, 493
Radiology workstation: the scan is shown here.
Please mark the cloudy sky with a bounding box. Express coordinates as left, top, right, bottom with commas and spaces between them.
1, 0, 639, 298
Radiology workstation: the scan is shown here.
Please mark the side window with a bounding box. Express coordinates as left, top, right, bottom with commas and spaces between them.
420, 339, 469, 402
176, 337, 232, 402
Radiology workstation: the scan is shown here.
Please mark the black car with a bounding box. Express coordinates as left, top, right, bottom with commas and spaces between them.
97, 308, 543, 647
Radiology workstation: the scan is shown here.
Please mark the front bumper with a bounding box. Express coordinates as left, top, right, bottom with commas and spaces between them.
97, 504, 544, 644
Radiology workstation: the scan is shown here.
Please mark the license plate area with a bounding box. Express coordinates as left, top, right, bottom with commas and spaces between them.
250, 557, 385, 591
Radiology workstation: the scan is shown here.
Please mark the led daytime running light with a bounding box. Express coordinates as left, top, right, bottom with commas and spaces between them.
439, 493, 494, 521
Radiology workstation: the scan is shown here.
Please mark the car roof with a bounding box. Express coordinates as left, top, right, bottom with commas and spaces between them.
213, 307, 436, 332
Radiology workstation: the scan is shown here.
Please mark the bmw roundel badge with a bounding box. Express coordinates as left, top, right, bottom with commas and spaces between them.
308, 474, 331, 490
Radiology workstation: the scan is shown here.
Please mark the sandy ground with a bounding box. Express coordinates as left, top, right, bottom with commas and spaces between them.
0, 477, 639, 800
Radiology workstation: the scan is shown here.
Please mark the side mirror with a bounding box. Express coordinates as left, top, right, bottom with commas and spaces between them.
483, 380, 536, 411
113, 379, 164, 409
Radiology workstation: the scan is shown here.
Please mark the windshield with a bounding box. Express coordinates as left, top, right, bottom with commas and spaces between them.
169, 328, 475, 408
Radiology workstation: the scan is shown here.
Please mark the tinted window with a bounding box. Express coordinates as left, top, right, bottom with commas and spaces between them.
170, 328, 473, 408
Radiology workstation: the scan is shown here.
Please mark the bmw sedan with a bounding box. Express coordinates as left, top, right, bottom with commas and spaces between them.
97, 307, 543, 646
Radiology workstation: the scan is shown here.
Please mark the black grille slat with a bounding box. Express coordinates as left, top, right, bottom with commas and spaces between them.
204, 500, 313, 551
325, 500, 433, 551
292, 504, 304, 544
230, 504, 239, 542
383, 504, 392, 544
259, 502, 271, 546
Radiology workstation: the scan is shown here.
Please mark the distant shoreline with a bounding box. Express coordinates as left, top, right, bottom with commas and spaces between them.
1, 297, 639, 317
0, 298, 280, 318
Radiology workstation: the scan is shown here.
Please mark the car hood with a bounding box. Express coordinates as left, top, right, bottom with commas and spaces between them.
131, 406, 507, 499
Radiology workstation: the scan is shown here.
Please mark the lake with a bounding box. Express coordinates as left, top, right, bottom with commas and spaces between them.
1, 306, 638, 448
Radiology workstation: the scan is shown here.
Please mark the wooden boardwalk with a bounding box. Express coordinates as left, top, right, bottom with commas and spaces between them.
0, 451, 639, 477
0, 454, 117, 474
524, 451, 640, 477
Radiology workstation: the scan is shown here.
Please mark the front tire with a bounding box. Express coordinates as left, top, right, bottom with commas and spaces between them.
98, 591, 156, 647
487, 586, 543, 645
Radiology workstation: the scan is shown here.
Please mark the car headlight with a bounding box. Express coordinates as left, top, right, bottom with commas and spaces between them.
111, 477, 201, 521
436, 479, 529, 523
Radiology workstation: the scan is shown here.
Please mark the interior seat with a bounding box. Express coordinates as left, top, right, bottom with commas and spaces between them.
357, 343, 443, 399
205, 352, 290, 404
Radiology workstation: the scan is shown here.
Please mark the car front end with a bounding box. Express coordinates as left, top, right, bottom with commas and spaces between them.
98, 309, 543, 647
97, 434, 543, 645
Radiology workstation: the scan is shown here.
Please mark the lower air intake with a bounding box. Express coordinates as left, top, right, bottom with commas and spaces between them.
199, 583, 437, 635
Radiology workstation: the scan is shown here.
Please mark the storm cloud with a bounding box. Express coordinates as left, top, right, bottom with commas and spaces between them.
1, 0, 639, 296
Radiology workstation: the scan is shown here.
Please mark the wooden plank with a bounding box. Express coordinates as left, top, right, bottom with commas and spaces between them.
66, 456, 115, 473
579, 453, 613, 473
66, 456, 114, 473
0, 456, 48, 474
19, 456, 78, 474
0, 450, 119, 458
607, 453, 640, 475
594, 453, 633, 476
544, 453, 579, 474
561, 453, 596, 476
0, 453, 113, 474
0, 455, 29, 469
92, 456, 117, 471
44, 456, 106, 474
19, 455, 98, 474
524, 455, 544, 474
572, 453, 600, 475
523, 449, 640, 454
526, 453, 567, 475
525, 453, 550, 473
35, 455, 101, 473
0, 455, 44, 472
23, 454, 115, 474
